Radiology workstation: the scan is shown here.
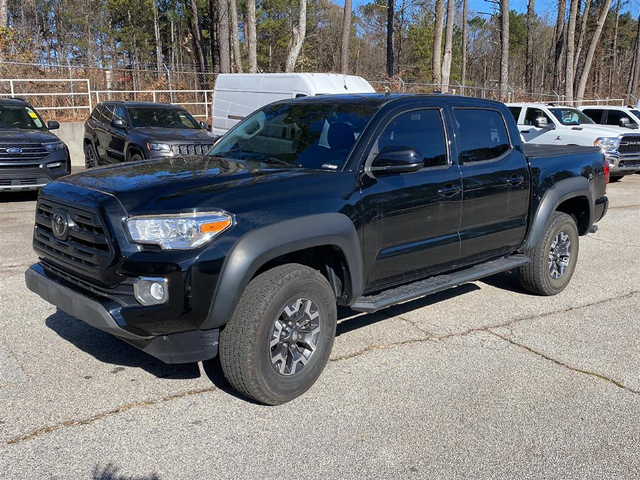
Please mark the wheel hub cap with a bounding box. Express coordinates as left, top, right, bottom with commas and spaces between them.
270, 298, 321, 376
548, 231, 571, 280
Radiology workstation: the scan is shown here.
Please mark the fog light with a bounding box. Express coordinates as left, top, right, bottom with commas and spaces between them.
134, 277, 168, 306
48, 162, 62, 168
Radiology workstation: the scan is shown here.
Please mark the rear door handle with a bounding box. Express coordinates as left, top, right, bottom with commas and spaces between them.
520, 130, 530, 134
438, 184, 461, 197
507, 175, 525, 186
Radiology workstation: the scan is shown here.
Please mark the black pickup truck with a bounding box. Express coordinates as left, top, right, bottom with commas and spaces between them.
26, 94, 609, 404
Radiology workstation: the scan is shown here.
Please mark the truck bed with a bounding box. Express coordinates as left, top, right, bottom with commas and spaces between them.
523, 144, 601, 160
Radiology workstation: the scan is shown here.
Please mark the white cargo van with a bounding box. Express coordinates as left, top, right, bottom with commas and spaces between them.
211, 73, 375, 136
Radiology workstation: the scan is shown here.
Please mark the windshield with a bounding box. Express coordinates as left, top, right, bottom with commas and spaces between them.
209, 101, 379, 170
549, 108, 594, 126
129, 107, 201, 129
630, 110, 640, 121
0, 105, 46, 130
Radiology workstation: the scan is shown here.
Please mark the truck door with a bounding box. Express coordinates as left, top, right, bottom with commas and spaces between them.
519, 107, 557, 144
360, 106, 462, 291
452, 107, 530, 264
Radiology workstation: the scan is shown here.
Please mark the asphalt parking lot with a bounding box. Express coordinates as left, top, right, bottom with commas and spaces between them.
0, 175, 639, 479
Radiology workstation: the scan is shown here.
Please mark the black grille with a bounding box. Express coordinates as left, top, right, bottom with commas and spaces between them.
618, 137, 640, 154
0, 144, 49, 162
170, 144, 213, 156
33, 198, 113, 276
0, 177, 48, 186
619, 159, 640, 168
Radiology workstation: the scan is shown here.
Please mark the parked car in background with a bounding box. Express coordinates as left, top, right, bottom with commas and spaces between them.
578, 105, 640, 129
27, 94, 608, 405
508, 103, 640, 180
84, 101, 218, 168
0, 98, 70, 192
211, 73, 375, 136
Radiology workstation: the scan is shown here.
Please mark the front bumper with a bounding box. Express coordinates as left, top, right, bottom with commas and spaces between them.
605, 153, 640, 176
0, 149, 71, 191
25, 264, 219, 364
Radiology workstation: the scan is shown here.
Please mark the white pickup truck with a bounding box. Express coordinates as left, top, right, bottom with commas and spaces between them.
507, 103, 640, 180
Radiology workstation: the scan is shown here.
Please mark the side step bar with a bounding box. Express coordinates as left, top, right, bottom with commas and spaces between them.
351, 254, 530, 313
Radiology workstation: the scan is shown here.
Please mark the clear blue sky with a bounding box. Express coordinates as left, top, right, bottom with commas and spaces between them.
333, 0, 639, 20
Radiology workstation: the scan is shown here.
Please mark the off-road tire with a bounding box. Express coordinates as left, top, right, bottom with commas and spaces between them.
129, 152, 143, 162
219, 263, 337, 405
519, 211, 579, 296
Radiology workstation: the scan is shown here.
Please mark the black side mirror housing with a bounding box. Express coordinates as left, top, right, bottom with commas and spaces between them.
200, 121, 209, 130
368, 147, 423, 176
111, 118, 126, 129
47, 120, 60, 130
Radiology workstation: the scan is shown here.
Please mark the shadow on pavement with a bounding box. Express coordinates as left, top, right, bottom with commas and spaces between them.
478, 269, 530, 294
46, 309, 201, 380
92, 463, 161, 480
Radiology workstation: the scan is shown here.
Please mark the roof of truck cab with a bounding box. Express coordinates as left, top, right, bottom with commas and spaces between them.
0, 98, 30, 106
98, 101, 185, 109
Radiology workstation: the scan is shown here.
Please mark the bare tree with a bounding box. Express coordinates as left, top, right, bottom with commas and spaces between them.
387, 0, 394, 77
575, 0, 613, 101
185, 0, 205, 73
341, 0, 352, 73
285, 0, 307, 72
218, 0, 231, 73
500, 0, 509, 101
230, 0, 243, 72
525, 0, 535, 94
609, 0, 621, 92
553, 0, 567, 91
461, 0, 468, 94
0, 0, 6, 29
564, 0, 579, 102
573, 0, 592, 75
628, 14, 640, 97
152, 1, 163, 78
432, 0, 444, 86
441, 0, 454, 92
247, 0, 258, 72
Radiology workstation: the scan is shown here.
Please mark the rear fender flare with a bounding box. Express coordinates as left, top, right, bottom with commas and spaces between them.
520, 176, 593, 252
202, 213, 363, 329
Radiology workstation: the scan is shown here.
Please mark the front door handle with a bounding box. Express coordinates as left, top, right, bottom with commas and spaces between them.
507, 175, 525, 186
520, 130, 530, 134
438, 184, 461, 197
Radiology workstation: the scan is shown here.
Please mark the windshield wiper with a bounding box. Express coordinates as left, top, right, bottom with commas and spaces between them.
261, 157, 293, 167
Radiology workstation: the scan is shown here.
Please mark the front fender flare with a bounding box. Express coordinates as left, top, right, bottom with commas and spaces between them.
202, 213, 363, 330
520, 176, 593, 252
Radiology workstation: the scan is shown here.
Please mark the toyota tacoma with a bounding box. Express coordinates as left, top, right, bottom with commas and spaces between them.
26, 94, 609, 404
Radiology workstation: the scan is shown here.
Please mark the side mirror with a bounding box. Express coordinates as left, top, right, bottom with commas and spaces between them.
369, 147, 423, 176
619, 117, 632, 128
200, 121, 209, 130
534, 116, 555, 129
47, 120, 60, 130
111, 118, 126, 129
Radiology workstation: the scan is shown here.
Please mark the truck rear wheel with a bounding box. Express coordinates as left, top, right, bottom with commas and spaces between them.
518, 211, 579, 296
219, 263, 337, 405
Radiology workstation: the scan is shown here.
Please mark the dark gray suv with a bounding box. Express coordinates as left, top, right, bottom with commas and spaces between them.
83, 101, 217, 167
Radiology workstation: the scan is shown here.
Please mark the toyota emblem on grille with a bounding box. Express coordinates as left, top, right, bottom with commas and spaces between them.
52, 213, 69, 240
6, 147, 22, 154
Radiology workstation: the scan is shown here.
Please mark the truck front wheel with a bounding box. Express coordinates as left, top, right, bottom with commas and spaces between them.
219, 263, 337, 405
519, 211, 579, 296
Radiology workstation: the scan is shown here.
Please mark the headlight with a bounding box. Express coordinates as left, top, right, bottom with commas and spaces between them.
43, 141, 65, 152
126, 212, 233, 250
147, 143, 172, 151
594, 137, 620, 153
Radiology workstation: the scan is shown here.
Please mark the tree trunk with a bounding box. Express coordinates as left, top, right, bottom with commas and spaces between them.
525, 0, 535, 94
209, 0, 217, 72
432, 0, 444, 86
553, 0, 566, 91
575, 0, 613, 101
285, 0, 306, 72
218, 0, 231, 72
461, 0, 468, 94
152, 0, 163, 79
340, 0, 352, 73
185, 0, 205, 73
247, 0, 258, 72
629, 16, 640, 98
386, 0, 394, 77
0, 0, 7, 28
499, 0, 509, 102
230, 0, 243, 72
441, 0, 454, 93
564, 0, 579, 102
573, 0, 592, 76
609, 0, 621, 92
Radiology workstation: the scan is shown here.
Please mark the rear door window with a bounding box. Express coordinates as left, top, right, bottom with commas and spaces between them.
453, 109, 511, 163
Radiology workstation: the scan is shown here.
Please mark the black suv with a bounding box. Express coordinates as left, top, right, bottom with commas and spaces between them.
0, 98, 70, 192
83, 101, 217, 167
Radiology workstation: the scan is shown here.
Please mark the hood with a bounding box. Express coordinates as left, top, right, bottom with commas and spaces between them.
59, 156, 330, 214
0, 130, 61, 144
135, 128, 217, 143
573, 124, 629, 137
